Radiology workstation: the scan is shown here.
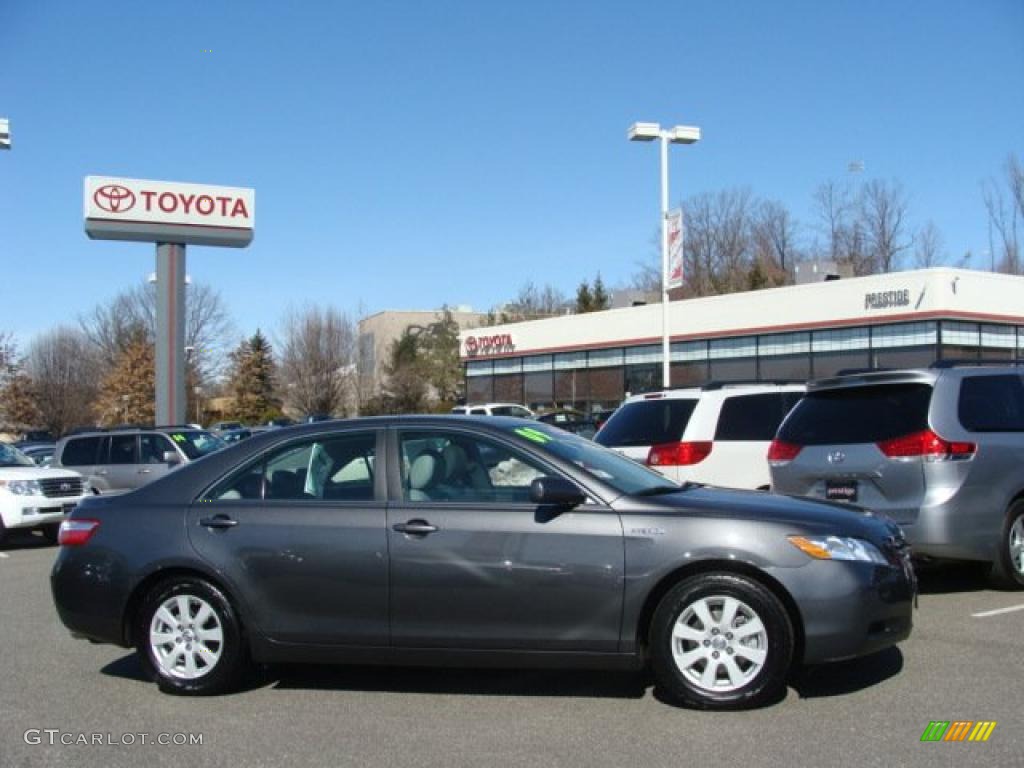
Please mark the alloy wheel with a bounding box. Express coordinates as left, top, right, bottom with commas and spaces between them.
671, 595, 768, 693
149, 594, 224, 680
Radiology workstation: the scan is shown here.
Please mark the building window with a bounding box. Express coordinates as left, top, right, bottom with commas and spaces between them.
811, 350, 870, 378
812, 327, 870, 352
671, 340, 709, 362
941, 321, 979, 347
760, 355, 811, 381
589, 366, 625, 409
625, 365, 659, 395
493, 358, 522, 375
709, 336, 757, 359
588, 348, 624, 368
871, 322, 937, 349
980, 324, 1016, 360
624, 345, 661, 365
493, 374, 524, 403
554, 351, 587, 370
522, 354, 553, 372
873, 346, 937, 369
466, 361, 493, 377
554, 368, 588, 408
524, 372, 554, 410
671, 361, 708, 387
466, 376, 493, 403
759, 332, 810, 356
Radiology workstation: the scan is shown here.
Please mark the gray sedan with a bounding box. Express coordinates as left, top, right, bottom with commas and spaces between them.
51, 416, 914, 709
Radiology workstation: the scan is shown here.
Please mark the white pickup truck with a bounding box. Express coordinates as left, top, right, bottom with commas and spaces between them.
0, 443, 91, 543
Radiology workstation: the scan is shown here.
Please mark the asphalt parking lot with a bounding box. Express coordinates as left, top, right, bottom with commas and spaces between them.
1, 531, 1021, 768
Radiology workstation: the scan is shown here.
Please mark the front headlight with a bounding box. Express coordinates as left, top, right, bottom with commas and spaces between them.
788, 535, 888, 565
3, 479, 44, 496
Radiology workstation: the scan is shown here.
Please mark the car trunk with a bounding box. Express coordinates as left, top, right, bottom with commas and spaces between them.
771, 382, 933, 524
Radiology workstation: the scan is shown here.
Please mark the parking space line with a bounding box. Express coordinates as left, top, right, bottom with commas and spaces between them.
0, 552, 8, 559
971, 604, 1024, 618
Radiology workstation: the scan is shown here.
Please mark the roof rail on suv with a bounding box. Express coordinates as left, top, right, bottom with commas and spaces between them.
701, 379, 804, 391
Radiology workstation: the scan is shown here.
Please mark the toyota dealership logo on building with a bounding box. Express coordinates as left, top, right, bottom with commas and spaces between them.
465, 333, 515, 356
93, 184, 137, 213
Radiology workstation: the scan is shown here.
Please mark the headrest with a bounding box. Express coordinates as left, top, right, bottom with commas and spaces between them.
442, 443, 469, 481
409, 452, 443, 491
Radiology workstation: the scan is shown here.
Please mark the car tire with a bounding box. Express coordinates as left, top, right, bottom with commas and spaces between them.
649, 572, 793, 710
40, 523, 60, 544
989, 500, 1024, 590
135, 577, 249, 695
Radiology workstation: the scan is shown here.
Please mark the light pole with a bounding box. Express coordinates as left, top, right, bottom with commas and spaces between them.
628, 121, 700, 388
0, 118, 9, 150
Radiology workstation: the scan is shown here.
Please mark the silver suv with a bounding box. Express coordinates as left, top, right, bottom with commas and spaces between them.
54, 427, 226, 495
769, 364, 1024, 587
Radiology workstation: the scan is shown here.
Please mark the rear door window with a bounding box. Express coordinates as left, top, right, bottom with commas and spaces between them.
777, 383, 932, 445
959, 374, 1024, 432
108, 434, 138, 465
595, 398, 698, 447
61, 436, 102, 467
715, 392, 804, 441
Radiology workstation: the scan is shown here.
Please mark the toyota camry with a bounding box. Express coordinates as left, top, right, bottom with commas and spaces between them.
51, 416, 914, 709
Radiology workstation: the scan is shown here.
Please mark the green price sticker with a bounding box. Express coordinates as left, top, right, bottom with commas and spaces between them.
171, 434, 187, 443
514, 427, 552, 444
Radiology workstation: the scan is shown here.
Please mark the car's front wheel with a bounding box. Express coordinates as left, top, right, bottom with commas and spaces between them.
989, 500, 1024, 590
649, 572, 793, 709
136, 577, 248, 695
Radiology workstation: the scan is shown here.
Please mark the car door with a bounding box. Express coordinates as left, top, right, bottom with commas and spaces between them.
387, 427, 624, 652
138, 433, 178, 485
102, 433, 140, 492
187, 429, 389, 645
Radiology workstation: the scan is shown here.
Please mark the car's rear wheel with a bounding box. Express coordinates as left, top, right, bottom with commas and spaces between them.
136, 578, 248, 695
989, 500, 1024, 590
649, 572, 793, 709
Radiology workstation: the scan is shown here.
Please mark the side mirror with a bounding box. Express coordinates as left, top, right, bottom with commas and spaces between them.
163, 450, 182, 466
530, 476, 586, 507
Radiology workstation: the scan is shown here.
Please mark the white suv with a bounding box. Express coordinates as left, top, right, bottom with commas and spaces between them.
594, 383, 806, 489
451, 403, 536, 418
0, 442, 91, 544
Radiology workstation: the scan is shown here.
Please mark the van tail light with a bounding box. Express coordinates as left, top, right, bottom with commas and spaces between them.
58, 519, 100, 547
647, 441, 713, 467
876, 429, 976, 461
767, 439, 802, 465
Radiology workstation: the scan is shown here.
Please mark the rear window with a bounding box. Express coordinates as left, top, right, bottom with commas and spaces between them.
60, 436, 102, 467
715, 392, 804, 441
959, 374, 1024, 432
777, 383, 932, 445
595, 398, 698, 447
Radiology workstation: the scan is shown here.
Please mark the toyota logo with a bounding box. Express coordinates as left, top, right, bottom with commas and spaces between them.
827, 451, 846, 465
93, 184, 136, 213
59, 482, 71, 491
465, 337, 479, 355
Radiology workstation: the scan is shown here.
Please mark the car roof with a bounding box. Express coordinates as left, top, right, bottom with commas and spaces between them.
622, 381, 806, 404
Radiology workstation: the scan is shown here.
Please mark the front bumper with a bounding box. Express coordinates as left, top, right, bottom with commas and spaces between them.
772, 557, 914, 665
0, 494, 89, 529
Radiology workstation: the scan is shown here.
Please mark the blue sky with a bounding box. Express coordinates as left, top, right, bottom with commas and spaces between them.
1, 0, 1022, 345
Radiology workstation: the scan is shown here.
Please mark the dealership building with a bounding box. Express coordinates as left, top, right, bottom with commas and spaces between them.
459, 268, 1024, 413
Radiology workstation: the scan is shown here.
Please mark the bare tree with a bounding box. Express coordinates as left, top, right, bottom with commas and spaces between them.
752, 199, 799, 277
983, 154, 1022, 274
813, 181, 853, 263
493, 281, 568, 322
277, 306, 356, 417
913, 220, 945, 268
23, 327, 100, 435
80, 281, 234, 382
859, 179, 912, 273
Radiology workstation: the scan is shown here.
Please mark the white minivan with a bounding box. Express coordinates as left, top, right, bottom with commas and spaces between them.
594, 383, 805, 489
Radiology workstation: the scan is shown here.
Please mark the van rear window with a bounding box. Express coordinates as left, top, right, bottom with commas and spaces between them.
595, 399, 697, 447
777, 383, 932, 445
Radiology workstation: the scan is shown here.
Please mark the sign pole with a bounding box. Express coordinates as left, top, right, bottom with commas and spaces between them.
155, 242, 187, 426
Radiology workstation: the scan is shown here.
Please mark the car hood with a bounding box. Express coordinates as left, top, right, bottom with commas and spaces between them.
0, 466, 82, 482
622, 485, 902, 542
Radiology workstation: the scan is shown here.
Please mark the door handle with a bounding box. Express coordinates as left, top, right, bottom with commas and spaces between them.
392, 519, 438, 536
199, 515, 239, 530
138, 468, 152, 474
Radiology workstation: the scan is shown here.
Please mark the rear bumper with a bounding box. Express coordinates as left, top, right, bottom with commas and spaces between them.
772, 559, 914, 665
898, 489, 1001, 562
51, 547, 131, 647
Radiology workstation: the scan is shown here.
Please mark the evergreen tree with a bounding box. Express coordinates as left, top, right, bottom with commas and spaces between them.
575, 280, 594, 313
95, 328, 155, 426
226, 330, 279, 423
592, 272, 610, 310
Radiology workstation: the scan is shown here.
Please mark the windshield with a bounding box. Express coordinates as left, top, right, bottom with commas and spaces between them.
498, 422, 678, 497
167, 430, 226, 460
0, 443, 35, 468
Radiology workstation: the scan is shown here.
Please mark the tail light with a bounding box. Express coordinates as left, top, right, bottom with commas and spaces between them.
58, 519, 100, 546
876, 429, 976, 461
767, 439, 802, 465
647, 441, 712, 467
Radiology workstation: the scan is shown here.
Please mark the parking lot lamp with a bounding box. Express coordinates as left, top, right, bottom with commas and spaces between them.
628, 122, 701, 387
